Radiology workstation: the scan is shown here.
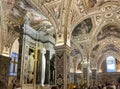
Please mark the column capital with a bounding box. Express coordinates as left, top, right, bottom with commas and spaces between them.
55, 45, 71, 53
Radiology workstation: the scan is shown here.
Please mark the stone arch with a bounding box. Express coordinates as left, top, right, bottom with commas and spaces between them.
87, 18, 120, 54
96, 43, 119, 67
89, 23, 120, 61
90, 37, 120, 68
1, 24, 20, 56
97, 51, 120, 72
71, 17, 93, 61
96, 38, 120, 59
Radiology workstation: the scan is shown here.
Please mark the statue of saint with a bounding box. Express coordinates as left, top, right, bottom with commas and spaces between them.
27, 50, 35, 83
28, 52, 34, 73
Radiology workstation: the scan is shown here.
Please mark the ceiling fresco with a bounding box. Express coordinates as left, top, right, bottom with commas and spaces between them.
97, 25, 120, 41
72, 18, 92, 36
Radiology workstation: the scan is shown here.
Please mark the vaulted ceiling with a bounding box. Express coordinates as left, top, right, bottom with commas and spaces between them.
1, 0, 120, 70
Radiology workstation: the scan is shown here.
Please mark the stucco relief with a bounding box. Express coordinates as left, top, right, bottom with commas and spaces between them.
94, 14, 103, 25
76, 0, 86, 15
86, 0, 120, 8
50, 3, 61, 19
44, 0, 60, 3
70, 9, 79, 24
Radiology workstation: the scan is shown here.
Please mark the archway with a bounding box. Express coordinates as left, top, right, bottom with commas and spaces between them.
70, 17, 93, 88
89, 24, 120, 85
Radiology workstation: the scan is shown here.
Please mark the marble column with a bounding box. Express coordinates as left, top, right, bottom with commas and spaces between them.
17, 30, 23, 82
81, 56, 89, 87
91, 68, 97, 85
55, 45, 70, 89
44, 50, 50, 84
